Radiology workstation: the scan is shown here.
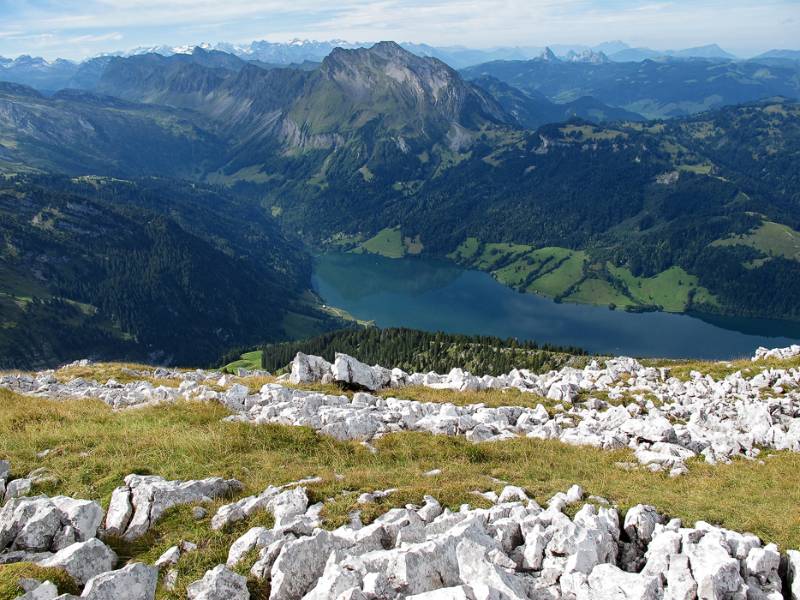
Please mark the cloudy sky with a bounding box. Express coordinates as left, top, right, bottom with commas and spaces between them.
0, 0, 797, 60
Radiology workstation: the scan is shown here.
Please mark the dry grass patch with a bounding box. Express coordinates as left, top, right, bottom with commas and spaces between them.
51, 362, 186, 389
1, 389, 799, 598
377, 385, 557, 412
645, 355, 800, 382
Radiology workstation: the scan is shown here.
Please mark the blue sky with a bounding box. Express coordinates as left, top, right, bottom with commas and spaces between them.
0, 0, 797, 60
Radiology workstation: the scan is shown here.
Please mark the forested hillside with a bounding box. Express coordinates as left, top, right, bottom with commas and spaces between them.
0, 176, 337, 368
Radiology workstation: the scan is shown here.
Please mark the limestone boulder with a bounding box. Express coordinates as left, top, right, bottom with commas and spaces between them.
81, 562, 157, 600
187, 565, 249, 600
332, 354, 391, 391
290, 353, 332, 385
104, 474, 242, 540
38, 539, 117, 585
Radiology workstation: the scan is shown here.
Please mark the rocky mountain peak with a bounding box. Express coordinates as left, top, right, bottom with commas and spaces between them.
565, 49, 610, 64
321, 40, 452, 79
320, 42, 508, 128
535, 47, 560, 62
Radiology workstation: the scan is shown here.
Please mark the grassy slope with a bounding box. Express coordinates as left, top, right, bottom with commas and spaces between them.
352, 227, 426, 259
607, 264, 716, 312
565, 279, 634, 308
355, 227, 405, 259
528, 251, 586, 297
714, 220, 800, 262
0, 378, 799, 600
222, 350, 263, 373
449, 239, 719, 312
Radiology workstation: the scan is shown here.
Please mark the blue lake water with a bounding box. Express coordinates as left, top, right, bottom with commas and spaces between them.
311, 252, 800, 359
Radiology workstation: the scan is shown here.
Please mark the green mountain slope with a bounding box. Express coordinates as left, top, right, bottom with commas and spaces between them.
0, 83, 225, 177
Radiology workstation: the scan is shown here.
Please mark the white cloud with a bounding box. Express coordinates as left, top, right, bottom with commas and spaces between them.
68, 31, 123, 44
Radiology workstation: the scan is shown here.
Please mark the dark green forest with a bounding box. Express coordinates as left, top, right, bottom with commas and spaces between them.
0, 175, 336, 368
229, 327, 588, 376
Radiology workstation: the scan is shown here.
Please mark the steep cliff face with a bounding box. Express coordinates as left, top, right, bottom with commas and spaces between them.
95, 42, 514, 154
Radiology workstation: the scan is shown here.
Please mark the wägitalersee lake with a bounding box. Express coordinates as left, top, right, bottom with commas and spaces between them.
311, 252, 800, 359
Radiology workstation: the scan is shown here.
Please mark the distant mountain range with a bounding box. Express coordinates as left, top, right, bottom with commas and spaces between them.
109, 39, 745, 66
3, 38, 798, 87
1, 41, 800, 365
461, 55, 800, 119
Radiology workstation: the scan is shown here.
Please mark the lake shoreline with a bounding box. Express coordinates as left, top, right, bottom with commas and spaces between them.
311, 252, 800, 359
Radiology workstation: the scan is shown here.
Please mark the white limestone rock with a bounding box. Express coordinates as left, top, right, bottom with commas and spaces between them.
222, 384, 250, 412
211, 478, 319, 531
48, 497, 103, 542
783, 549, 800, 600
581, 563, 662, 600
624, 505, 665, 547
290, 353, 332, 385
406, 587, 473, 599
332, 353, 391, 391
187, 565, 249, 600
5, 478, 33, 501
270, 530, 349, 599
0, 496, 96, 553
269, 487, 309, 527
303, 554, 362, 600
664, 554, 697, 600
81, 562, 158, 600
456, 536, 529, 599
227, 527, 276, 567
15, 580, 58, 600
686, 530, 746, 600
38, 539, 117, 585
154, 545, 181, 569
105, 474, 242, 540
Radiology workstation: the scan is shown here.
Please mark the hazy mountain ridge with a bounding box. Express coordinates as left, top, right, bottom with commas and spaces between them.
461, 57, 800, 118
0, 81, 226, 177
93, 42, 513, 178
470, 75, 645, 128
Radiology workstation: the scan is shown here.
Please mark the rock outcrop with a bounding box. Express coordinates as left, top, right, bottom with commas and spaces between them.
187, 565, 249, 600
229, 351, 800, 474
212, 484, 792, 600
0, 493, 104, 558
104, 474, 243, 540
38, 538, 117, 585
80, 562, 158, 600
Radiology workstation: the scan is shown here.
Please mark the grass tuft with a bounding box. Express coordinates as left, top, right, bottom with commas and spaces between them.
0, 564, 79, 600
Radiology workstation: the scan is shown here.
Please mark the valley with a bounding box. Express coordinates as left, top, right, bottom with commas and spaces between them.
1, 42, 800, 367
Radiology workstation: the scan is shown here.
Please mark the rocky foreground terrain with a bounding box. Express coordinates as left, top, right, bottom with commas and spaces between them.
0, 345, 799, 599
